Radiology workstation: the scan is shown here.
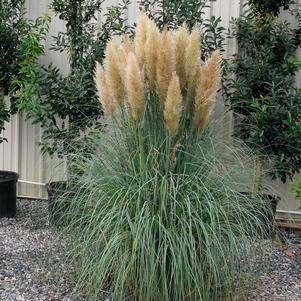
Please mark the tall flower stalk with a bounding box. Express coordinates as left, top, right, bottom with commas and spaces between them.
95, 13, 222, 174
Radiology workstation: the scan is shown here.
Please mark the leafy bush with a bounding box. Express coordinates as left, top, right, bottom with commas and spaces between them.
0, 0, 27, 143
224, 1, 301, 183
0, 0, 27, 93
292, 181, 301, 199
0, 0, 42, 144
138, 0, 226, 59
0, 1, 51, 144
11, 15, 50, 108
59, 14, 271, 301
14, 0, 130, 157
0, 93, 9, 143
249, 0, 294, 16
138, 0, 208, 30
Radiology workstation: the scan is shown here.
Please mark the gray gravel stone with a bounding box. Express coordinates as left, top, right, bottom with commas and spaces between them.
0, 199, 79, 301
250, 230, 301, 301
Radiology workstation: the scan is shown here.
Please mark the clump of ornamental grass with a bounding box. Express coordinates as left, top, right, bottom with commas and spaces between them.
59, 13, 273, 301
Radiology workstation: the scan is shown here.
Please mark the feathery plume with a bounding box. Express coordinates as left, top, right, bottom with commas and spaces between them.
194, 64, 202, 87
185, 28, 201, 90
105, 39, 126, 105
118, 35, 135, 84
122, 34, 134, 57
194, 50, 222, 132
175, 24, 189, 90
164, 72, 182, 135
189, 64, 202, 100
145, 20, 160, 90
95, 62, 115, 116
156, 29, 175, 104
134, 12, 150, 68
125, 53, 145, 121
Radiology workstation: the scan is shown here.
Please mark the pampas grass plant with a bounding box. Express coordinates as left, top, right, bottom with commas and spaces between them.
59, 12, 273, 301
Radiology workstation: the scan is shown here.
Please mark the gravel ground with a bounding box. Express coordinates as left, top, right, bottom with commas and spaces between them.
250, 230, 301, 301
0, 199, 300, 301
0, 199, 77, 301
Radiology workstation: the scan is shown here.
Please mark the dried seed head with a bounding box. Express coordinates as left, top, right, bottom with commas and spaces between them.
185, 28, 201, 90
125, 53, 145, 121
134, 12, 150, 68
145, 20, 160, 90
105, 39, 126, 105
95, 62, 115, 116
119, 35, 135, 85
194, 50, 222, 132
156, 29, 175, 104
175, 24, 189, 90
190, 64, 202, 100
122, 34, 135, 58
164, 72, 182, 135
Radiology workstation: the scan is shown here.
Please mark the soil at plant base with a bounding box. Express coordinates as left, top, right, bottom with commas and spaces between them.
0, 199, 300, 301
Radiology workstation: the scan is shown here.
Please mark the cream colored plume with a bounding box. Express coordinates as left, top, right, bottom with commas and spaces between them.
122, 34, 134, 56
125, 53, 145, 121
134, 12, 150, 68
145, 20, 160, 90
105, 39, 126, 105
156, 29, 175, 104
175, 24, 189, 90
95, 62, 115, 116
119, 34, 134, 65
164, 72, 182, 135
194, 50, 222, 132
118, 35, 134, 85
185, 28, 201, 90
194, 64, 202, 85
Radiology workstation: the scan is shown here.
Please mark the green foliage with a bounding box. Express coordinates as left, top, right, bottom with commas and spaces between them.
138, 0, 226, 58
15, 0, 130, 157
0, 1, 51, 144
249, 0, 294, 16
51, 0, 103, 70
0, 0, 30, 142
51, 0, 130, 70
0, 93, 9, 143
10, 15, 50, 118
224, 3, 301, 183
138, 0, 208, 30
0, 0, 26, 93
292, 180, 301, 199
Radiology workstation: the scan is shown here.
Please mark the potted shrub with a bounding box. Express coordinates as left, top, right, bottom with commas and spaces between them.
224, 0, 301, 222
0, 0, 30, 217
13, 0, 130, 223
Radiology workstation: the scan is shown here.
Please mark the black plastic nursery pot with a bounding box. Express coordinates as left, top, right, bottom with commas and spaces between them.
46, 181, 67, 225
0, 171, 19, 218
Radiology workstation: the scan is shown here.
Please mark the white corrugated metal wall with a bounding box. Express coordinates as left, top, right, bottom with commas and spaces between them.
0, 0, 300, 214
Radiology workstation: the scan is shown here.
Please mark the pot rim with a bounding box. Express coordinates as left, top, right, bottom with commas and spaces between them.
0, 170, 19, 183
